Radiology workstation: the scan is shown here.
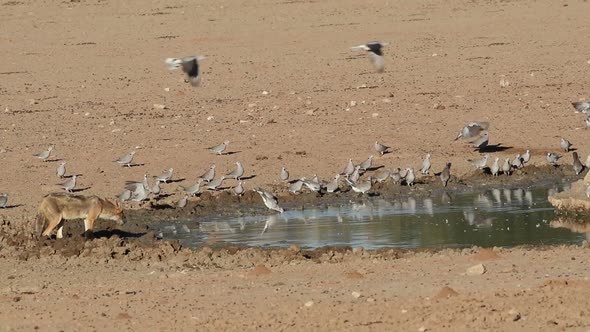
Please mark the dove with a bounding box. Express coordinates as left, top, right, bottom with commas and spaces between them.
151, 180, 161, 197
351, 41, 388, 72
125, 175, 149, 192
502, 158, 512, 175
374, 141, 390, 155
129, 182, 149, 202
490, 157, 500, 176
420, 153, 431, 175
467, 154, 489, 169
325, 175, 340, 193
522, 150, 531, 164
345, 177, 372, 194
512, 154, 523, 169
342, 159, 355, 177
176, 195, 188, 208
225, 161, 244, 180
56, 161, 66, 178
573, 152, 584, 175
349, 165, 361, 184
585, 117, 590, 128
472, 132, 489, 151
118, 189, 132, 202
280, 167, 289, 182
560, 137, 572, 152
302, 178, 321, 192
155, 168, 173, 183
0, 193, 8, 208
114, 150, 136, 167
586, 154, 590, 168
374, 170, 391, 183
207, 141, 229, 155
199, 165, 215, 182
454, 122, 489, 141
233, 181, 245, 196
33, 145, 54, 162
572, 101, 590, 114
206, 177, 225, 191
440, 163, 451, 187
59, 175, 76, 192
288, 180, 304, 194
253, 188, 284, 213
165, 55, 206, 87
179, 180, 202, 196
399, 168, 409, 179
404, 168, 416, 186
390, 168, 402, 184
358, 155, 374, 171
547, 152, 561, 165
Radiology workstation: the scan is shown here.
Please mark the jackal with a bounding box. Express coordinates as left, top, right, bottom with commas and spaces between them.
37, 193, 124, 238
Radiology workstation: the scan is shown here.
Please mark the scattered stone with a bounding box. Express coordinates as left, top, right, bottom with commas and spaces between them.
352, 247, 364, 255
351, 291, 361, 299
207, 115, 214, 121
304, 301, 314, 308
350, 101, 357, 107
371, 113, 379, 118
164, 87, 170, 92
305, 109, 315, 116
500, 77, 510, 88
262, 90, 269, 95
418, 326, 427, 332
433, 103, 445, 110
466, 263, 487, 276
153, 104, 167, 110
366, 297, 375, 303
507, 308, 521, 321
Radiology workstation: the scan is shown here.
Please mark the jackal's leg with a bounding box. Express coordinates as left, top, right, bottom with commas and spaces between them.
42, 216, 62, 237
56, 220, 65, 239
85, 205, 101, 232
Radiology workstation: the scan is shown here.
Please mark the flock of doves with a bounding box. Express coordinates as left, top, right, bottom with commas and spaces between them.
1, 41, 589, 212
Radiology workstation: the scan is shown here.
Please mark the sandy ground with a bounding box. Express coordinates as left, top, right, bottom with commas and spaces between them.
2, 0, 590, 330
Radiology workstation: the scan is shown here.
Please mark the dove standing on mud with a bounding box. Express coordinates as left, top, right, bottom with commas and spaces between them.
502, 158, 512, 175
358, 155, 374, 171
253, 188, 284, 213
56, 161, 66, 178
440, 163, 451, 187
374, 170, 391, 183
280, 167, 289, 182
155, 168, 173, 183
325, 175, 340, 193
33, 145, 54, 162
59, 175, 76, 192
420, 153, 431, 175
467, 154, 489, 170
560, 137, 572, 152
572, 152, 584, 175
226, 161, 244, 180
114, 150, 136, 167
288, 180, 304, 194
490, 157, 500, 176
199, 165, 215, 182
349, 166, 361, 184
454, 122, 489, 141
547, 152, 561, 165
390, 168, 402, 184
585, 117, 590, 129
206, 177, 225, 191
302, 178, 321, 192
472, 132, 489, 151
351, 41, 388, 72
586, 184, 590, 198
176, 195, 188, 208
522, 150, 531, 165
346, 176, 373, 194
0, 193, 8, 208
208, 141, 229, 155
512, 154, 523, 169
342, 159, 355, 178
374, 141, 390, 156
404, 168, 416, 186
165, 55, 206, 87
180, 180, 202, 196
233, 181, 245, 196
151, 180, 161, 197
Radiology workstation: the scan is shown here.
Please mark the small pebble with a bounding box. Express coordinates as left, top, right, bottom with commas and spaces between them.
304, 301, 314, 308
351, 291, 361, 299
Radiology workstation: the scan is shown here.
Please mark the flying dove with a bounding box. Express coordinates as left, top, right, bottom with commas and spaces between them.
165, 55, 206, 87
351, 41, 388, 72
454, 122, 489, 141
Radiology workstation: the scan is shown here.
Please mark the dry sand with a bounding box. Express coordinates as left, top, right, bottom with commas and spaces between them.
2, 0, 590, 330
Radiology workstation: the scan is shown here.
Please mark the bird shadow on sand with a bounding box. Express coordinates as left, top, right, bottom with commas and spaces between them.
150, 203, 175, 210
88, 229, 147, 240
1, 204, 23, 209
165, 178, 185, 183
477, 144, 512, 153
123, 163, 145, 168
240, 174, 256, 180
64, 173, 83, 178
222, 151, 241, 156
71, 187, 91, 193
154, 193, 174, 199
45, 158, 62, 163
366, 165, 384, 172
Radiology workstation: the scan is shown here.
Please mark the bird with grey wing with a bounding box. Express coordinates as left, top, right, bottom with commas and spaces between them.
472, 132, 489, 151
349, 166, 361, 184
547, 152, 561, 165
151, 180, 161, 198
118, 189, 132, 202
207, 141, 229, 155
572, 101, 590, 114
521, 150, 531, 165
585, 116, 590, 129
490, 157, 500, 176
59, 175, 76, 192
165, 55, 206, 87
233, 181, 245, 196
345, 176, 372, 194
439, 163, 451, 187
342, 159, 355, 178
512, 154, 523, 169
404, 168, 416, 186
374, 170, 391, 183
0, 193, 8, 208
560, 137, 572, 152
351, 41, 388, 72
420, 153, 431, 175
33, 145, 54, 162
253, 188, 284, 213
199, 165, 215, 182
325, 175, 340, 193
358, 155, 374, 171
225, 161, 244, 180
155, 168, 173, 183
390, 168, 402, 184
280, 167, 289, 182
454, 122, 489, 141
573, 152, 584, 175
176, 195, 188, 208
288, 180, 304, 194
502, 158, 512, 175
56, 161, 66, 178
467, 154, 489, 170
206, 177, 225, 191
302, 177, 321, 193
374, 141, 390, 156
114, 150, 136, 167
179, 179, 202, 196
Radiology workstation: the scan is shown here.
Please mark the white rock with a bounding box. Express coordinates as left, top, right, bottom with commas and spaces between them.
262, 90, 269, 95
350, 101, 357, 107
371, 113, 379, 118
207, 115, 214, 121
153, 104, 167, 109
466, 263, 487, 276
164, 87, 170, 92
304, 301, 314, 307
351, 291, 361, 299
